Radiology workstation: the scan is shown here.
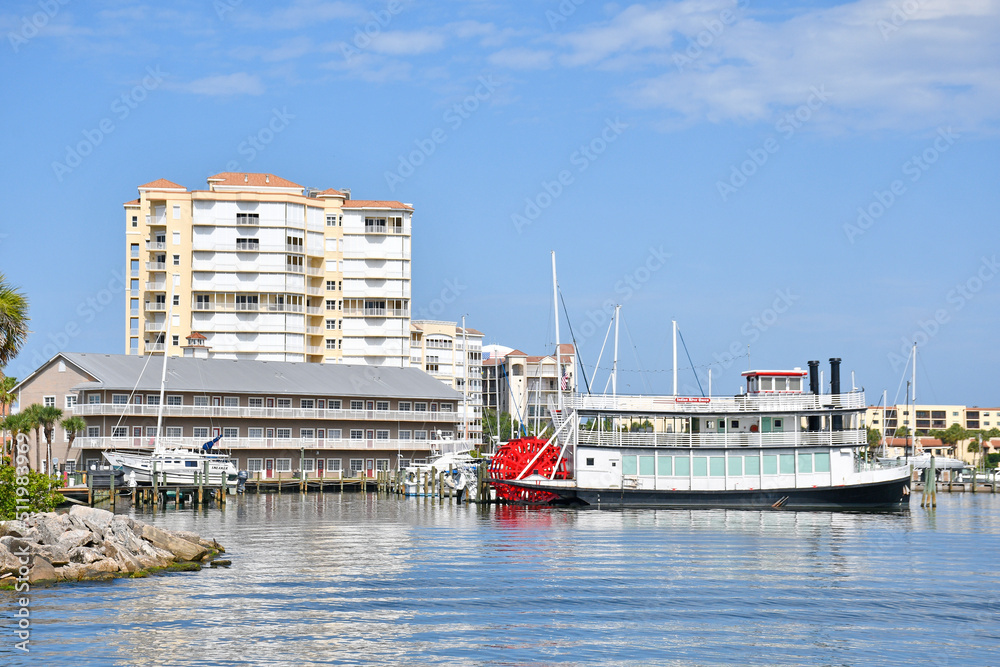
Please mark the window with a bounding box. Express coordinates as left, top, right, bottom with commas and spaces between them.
376, 459, 389, 471
166, 427, 182, 438
440, 404, 453, 412
326, 214, 337, 227
87, 426, 100, 438
328, 399, 342, 409
728, 457, 742, 476
639, 455, 655, 476
223, 427, 239, 438
193, 427, 209, 438
326, 299, 337, 311
692, 457, 708, 476
350, 400, 363, 410
327, 459, 342, 472
249, 397, 263, 407
376, 430, 389, 440
223, 397, 239, 407
276, 458, 292, 473
173, 254, 180, 266
779, 454, 795, 474
131, 216, 138, 228
247, 458, 263, 472
43, 395, 55, 407
657, 456, 671, 475
674, 456, 690, 476
172, 335, 179, 346
364, 217, 387, 233
376, 401, 389, 411
248, 428, 263, 439
65, 394, 77, 409
236, 237, 259, 251
112, 426, 127, 438
399, 430, 411, 440
112, 394, 129, 405
398, 401, 411, 411
146, 395, 160, 406
277, 398, 291, 408
301, 399, 314, 409
349, 459, 364, 474
326, 339, 337, 349
744, 456, 760, 475
276, 428, 291, 439
798, 453, 813, 473
326, 280, 337, 291
414, 402, 427, 412
350, 429, 363, 439
731, 420, 739, 429
194, 395, 209, 406
326, 319, 337, 330
329, 429, 342, 439
414, 430, 427, 440
300, 429, 315, 440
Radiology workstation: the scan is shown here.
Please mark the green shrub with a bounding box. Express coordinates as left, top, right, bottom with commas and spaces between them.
0, 457, 64, 520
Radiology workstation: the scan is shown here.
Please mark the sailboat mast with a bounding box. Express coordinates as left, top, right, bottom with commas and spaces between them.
462, 315, 469, 447
155, 276, 175, 449
552, 251, 562, 411
672, 320, 678, 396
612, 305, 620, 399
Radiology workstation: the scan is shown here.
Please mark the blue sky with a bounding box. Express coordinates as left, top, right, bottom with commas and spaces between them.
1, 0, 998, 407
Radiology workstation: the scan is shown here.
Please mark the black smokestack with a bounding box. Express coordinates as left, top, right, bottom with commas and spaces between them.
830, 357, 843, 431
807, 360, 821, 432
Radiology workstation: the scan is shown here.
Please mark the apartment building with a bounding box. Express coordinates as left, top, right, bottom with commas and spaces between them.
481, 343, 577, 431
863, 404, 1000, 434
14, 353, 464, 475
409, 320, 484, 444
125, 173, 411, 366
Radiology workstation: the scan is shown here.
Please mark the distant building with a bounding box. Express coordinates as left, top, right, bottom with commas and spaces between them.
481, 343, 576, 432
125, 173, 412, 366
14, 353, 464, 477
862, 404, 999, 434
409, 320, 483, 444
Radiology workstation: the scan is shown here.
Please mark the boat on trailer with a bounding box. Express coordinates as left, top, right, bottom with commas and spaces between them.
489, 358, 911, 510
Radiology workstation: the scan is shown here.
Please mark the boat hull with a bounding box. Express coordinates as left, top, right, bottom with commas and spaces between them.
103, 450, 237, 487
500, 476, 911, 510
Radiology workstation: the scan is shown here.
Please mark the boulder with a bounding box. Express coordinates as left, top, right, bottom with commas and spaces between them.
68, 546, 103, 565
140, 524, 207, 562
0, 521, 26, 538
104, 539, 142, 574
27, 556, 57, 583
58, 529, 95, 551
35, 544, 71, 567
174, 530, 225, 553
69, 506, 114, 540
0, 542, 23, 577
0, 536, 33, 556
32, 515, 65, 545
88, 558, 120, 574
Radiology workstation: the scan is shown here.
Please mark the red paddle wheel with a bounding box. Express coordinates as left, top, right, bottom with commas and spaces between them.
489, 436, 573, 504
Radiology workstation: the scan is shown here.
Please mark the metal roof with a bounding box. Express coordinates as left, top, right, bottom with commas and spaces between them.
61, 353, 462, 400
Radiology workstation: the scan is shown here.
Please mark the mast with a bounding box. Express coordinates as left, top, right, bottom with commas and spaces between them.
155, 275, 175, 451
612, 305, 620, 399
708, 368, 712, 398
912, 342, 919, 453
552, 251, 562, 411
672, 320, 678, 396
462, 315, 468, 447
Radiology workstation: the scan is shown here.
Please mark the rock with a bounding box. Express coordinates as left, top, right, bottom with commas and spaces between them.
140, 524, 207, 562
104, 539, 142, 574
32, 515, 64, 545
69, 506, 114, 540
0, 543, 23, 577
174, 530, 224, 552
68, 546, 103, 565
88, 558, 120, 574
35, 544, 71, 567
0, 536, 33, 556
28, 556, 57, 583
209, 559, 231, 568
0, 521, 26, 538
58, 529, 95, 551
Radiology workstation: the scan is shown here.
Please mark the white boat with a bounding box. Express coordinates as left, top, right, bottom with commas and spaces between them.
102, 278, 237, 488
403, 451, 481, 499
877, 453, 967, 470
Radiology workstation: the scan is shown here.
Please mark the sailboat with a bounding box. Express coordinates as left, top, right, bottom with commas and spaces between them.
102, 277, 238, 488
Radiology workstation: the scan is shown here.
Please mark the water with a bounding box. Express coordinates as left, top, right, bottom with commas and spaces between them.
5, 493, 1000, 666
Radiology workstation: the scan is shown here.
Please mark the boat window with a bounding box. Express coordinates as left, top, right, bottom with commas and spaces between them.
585, 458, 594, 466
762, 455, 778, 475
709, 457, 725, 476
728, 456, 742, 476
622, 456, 637, 475
789, 378, 801, 392
798, 453, 813, 473
692, 457, 708, 477
760, 377, 773, 391
744, 456, 760, 475
674, 457, 690, 476
731, 420, 739, 429
773, 418, 783, 431
779, 454, 795, 474
639, 456, 654, 476
657, 456, 672, 476
814, 453, 830, 472
185, 461, 198, 467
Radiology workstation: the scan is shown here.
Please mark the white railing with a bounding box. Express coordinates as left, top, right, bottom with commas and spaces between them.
73, 404, 464, 422
305, 266, 324, 276
146, 343, 164, 352
146, 262, 166, 271
576, 428, 865, 449
145, 241, 166, 251
564, 391, 866, 414
343, 308, 409, 318
72, 436, 471, 452
145, 282, 166, 291
145, 302, 166, 311
144, 322, 166, 333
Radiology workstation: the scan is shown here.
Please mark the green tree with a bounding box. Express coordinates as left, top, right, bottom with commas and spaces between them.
21, 403, 43, 472
481, 409, 523, 446
894, 425, 910, 438
38, 405, 63, 475
0, 375, 16, 457
61, 415, 87, 457
0, 273, 29, 372
0, 456, 63, 520
1, 412, 30, 461
967, 438, 982, 470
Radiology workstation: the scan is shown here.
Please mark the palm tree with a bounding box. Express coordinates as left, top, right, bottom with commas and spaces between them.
0, 273, 29, 372
0, 375, 16, 458
38, 405, 63, 475
1, 411, 30, 462
60, 416, 87, 463
21, 403, 43, 472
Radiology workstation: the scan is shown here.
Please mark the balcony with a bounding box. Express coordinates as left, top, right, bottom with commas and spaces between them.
234, 302, 260, 312
146, 262, 167, 271
145, 241, 167, 251
146, 343, 165, 352
73, 403, 464, 423
145, 281, 166, 291
145, 302, 167, 311
235, 241, 261, 252
144, 322, 166, 333
285, 244, 304, 253
285, 264, 304, 274
72, 436, 473, 452
146, 215, 167, 226
344, 307, 409, 318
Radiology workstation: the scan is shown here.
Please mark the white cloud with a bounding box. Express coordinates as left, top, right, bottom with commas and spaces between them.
368, 30, 446, 56
234, 0, 363, 30
183, 72, 265, 96
488, 47, 553, 70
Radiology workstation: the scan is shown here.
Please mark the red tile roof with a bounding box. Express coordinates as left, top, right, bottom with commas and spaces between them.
343, 200, 412, 210
206, 173, 302, 188
186, 332, 207, 340
123, 198, 140, 206
138, 178, 186, 190
316, 188, 345, 197
505, 349, 528, 357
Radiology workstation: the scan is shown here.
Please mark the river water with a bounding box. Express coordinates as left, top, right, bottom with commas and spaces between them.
4, 492, 1000, 666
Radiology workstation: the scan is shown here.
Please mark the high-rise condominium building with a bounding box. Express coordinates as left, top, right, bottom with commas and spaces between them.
125, 173, 412, 366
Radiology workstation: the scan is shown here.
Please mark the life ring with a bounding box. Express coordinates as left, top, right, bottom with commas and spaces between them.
750, 424, 759, 433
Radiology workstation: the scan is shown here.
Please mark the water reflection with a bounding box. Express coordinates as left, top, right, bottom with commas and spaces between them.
6, 493, 1000, 666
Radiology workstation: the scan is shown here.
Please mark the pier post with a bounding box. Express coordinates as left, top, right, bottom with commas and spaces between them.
152, 461, 158, 499
87, 469, 93, 506
109, 470, 115, 509
971, 471, 977, 494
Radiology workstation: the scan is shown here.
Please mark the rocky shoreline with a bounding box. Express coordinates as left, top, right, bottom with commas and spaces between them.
0, 506, 226, 586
